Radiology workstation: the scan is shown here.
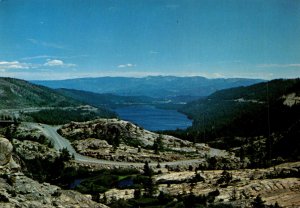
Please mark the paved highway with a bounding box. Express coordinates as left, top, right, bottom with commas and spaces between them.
29, 123, 203, 168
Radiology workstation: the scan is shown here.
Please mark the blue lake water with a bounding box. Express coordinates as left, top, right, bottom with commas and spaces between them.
115, 105, 192, 131
69, 179, 83, 189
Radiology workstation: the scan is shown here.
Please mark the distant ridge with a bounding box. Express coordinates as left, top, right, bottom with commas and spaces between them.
32, 76, 263, 98
0, 77, 79, 109
56, 88, 160, 109
181, 78, 300, 138
0, 77, 116, 123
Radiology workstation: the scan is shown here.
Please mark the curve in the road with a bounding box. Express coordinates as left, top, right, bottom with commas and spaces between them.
29, 123, 203, 167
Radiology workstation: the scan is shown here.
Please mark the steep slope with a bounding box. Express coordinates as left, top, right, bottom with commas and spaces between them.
178, 79, 300, 162
0, 77, 116, 123
181, 78, 300, 137
32, 76, 263, 98
0, 77, 79, 108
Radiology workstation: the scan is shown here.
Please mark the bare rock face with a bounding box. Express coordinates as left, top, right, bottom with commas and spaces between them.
100, 188, 135, 203
58, 119, 239, 167
58, 119, 189, 148
0, 137, 13, 166
282, 93, 300, 107
0, 173, 109, 208
13, 139, 59, 161
0, 136, 108, 208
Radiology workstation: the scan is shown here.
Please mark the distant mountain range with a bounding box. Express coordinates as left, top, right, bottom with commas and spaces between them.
32, 76, 263, 98
56, 88, 161, 109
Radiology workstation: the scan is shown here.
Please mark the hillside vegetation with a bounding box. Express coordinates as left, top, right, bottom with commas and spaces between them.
170, 79, 300, 164
0, 77, 116, 123
0, 77, 78, 108
181, 79, 300, 138
57, 88, 160, 109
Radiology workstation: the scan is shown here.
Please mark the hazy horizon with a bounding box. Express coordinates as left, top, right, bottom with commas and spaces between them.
1, 0, 300, 80
2, 74, 268, 82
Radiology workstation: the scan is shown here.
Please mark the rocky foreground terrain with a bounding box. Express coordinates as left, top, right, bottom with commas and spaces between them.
1, 119, 299, 207
58, 119, 239, 167
0, 136, 108, 208
101, 162, 300, 207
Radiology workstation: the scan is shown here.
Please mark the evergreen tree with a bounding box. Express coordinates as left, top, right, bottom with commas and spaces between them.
143, 177, 155, 197
4, 127, 12, 140
133, 188, 141, 199
60, 147, 72, 161
153, 135, 164, 154
273, 202, 281, 208
252, 195, 265, 208
142, 161, 156, 197
143, 161, 152, 177
217, 170, 232, 186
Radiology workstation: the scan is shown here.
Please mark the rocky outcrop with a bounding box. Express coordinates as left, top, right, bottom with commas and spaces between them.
59, 119, 183, 147
282, 93, 300, 107
0, 137, 19, 171
100, 162, 300, 207
0, 173, 109, 208
100, 188, 135, 203
58, 119, 239, 166
0, 137, 13, 166
0, 136, 108, 208
13, 139, 58, 161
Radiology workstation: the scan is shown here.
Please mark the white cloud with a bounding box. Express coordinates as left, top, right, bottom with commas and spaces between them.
117, 63, 136, 68
0, 61, 30, 71
212, 73, 225, 78
44, 59, 64, 66
257, 63, 300, 68
28, 38, 65, 49
21, 55, 54, 60
44, 59, 76, 67
0, 59, 76, 73
149, 50, 159, 54
22, 54, 89, 61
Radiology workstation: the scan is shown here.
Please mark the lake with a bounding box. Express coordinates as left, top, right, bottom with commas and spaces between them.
114, 105, 192, 131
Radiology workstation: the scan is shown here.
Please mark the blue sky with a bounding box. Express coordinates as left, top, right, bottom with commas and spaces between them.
0, 0, 300, 80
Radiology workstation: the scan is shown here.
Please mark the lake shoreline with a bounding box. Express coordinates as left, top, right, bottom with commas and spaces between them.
114, 105, 192, 131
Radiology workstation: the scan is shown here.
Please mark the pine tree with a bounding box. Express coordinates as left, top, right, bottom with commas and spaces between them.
252, 195, 265, 208
133, 188, 141, 199
143, 161, 152, 177
153, 135, 164, 154
143, 176, 156, 197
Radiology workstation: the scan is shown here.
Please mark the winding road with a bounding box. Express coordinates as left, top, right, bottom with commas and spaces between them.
28, 123, 203, 168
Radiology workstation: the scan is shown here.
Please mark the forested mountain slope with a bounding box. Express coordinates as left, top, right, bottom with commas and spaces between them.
0, 77, 116, 123
181, 79, 300, 138
0, 77, 78, 108
173, 79, 300, 161
57, 88, 160, 109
